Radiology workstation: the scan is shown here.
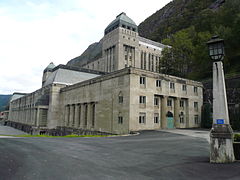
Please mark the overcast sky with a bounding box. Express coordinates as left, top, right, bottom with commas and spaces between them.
0, 0, 171, 94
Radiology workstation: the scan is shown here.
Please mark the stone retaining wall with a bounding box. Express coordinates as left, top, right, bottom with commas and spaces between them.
4, 121, 114, 136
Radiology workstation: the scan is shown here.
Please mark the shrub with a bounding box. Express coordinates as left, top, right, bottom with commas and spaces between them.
234, 134, 240, 142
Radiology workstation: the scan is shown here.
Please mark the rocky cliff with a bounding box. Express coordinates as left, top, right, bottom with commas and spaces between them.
138, 0, 224, 41
67, 41, 102, 67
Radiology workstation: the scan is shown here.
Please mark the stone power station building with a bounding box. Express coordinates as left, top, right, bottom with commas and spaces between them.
7, 13, 203, 135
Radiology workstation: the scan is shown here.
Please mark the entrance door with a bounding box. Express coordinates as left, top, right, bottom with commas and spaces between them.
167, 117, 174, 129
166, 111, 174, 129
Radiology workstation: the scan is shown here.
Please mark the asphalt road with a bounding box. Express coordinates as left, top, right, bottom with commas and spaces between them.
0, 128, 239, 180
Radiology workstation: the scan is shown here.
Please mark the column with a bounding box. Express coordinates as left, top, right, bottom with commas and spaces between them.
78, 104, 81, 128
64, 106, 68, 126
133, 48, 135, 67
72, 105, 75, 127
36, 108, 40, 127
185, 99, 190, 128
109, 48, 112, 72
92, 104, 95, 128
174, 97, 180, 128
69, 105, 74, 127
80, 104, 85, 128
33, 108, 36, 126
74, 104, 80, 128
161, 96, 168, 129
87, 103, 92, 129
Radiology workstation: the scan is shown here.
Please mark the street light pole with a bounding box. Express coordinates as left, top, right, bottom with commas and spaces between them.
207, 36, 235, 163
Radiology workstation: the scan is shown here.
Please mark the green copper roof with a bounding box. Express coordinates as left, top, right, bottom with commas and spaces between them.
104, 12, 138, 35
44, 62, 56, 72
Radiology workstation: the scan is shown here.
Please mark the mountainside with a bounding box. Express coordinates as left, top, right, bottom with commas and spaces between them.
67, 41, 102, 67
0, 95, 11, 111
138, 0, 219, 41
139, 0, 240, 80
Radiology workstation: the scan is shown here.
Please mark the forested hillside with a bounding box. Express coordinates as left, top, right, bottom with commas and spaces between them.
0, 95, 11, 111
139, 0, 240, 80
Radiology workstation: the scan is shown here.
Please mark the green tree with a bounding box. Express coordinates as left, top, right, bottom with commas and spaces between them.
201, 103, 212, 128
161, 27, 195, 77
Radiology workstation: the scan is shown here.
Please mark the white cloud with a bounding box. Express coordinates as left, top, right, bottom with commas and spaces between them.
0, 0, 171, 94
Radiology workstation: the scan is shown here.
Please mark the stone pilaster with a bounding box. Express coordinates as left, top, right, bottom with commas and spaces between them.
174, 97, 180, 128
69, 105, 74, 127
87, 103, 92, 129
161, 96, 168, 129
72, 105, 75, 127
80, 104, 86, 128
64, 106, 68, 127
185, 99, 190, 128
74, 104, 80, 128
36, 108, 40, 127
33, 108, 37, 126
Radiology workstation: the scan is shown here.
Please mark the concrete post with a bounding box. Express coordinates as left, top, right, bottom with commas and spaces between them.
174, 97, 180, 128
161, 96, 167, 129
210, 61, 235, 163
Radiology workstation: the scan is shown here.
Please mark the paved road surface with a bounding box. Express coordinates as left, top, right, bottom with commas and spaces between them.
0, 126, 239, 180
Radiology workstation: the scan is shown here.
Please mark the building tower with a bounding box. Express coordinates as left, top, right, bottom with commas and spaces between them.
102, 12, 139, 72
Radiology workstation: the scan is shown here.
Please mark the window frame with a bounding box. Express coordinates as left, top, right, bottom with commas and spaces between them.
119, 96, 123, 104
154, 113, 159, 123
167, 99, 172, 107
170, 82, 175, 89
140, 76, 146, 85
194, 115, 199, 124
194, 86, 198, 93
156, 80, 161, 87
139, 113, 146, 124
182, 84, 187, 91
154, 97, 159, 106
180, 100, 184, 107
118, 116, 123, 124
194, 102, 198, 111
139, 96, 146, 104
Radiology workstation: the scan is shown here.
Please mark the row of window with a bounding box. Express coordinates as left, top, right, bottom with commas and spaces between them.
139, 113, 160, 124
139, 96, 198, 109
140, 51, 161, 73
140, 76, 198, 93
138, 113, 199, 124
119, 93, 198, 111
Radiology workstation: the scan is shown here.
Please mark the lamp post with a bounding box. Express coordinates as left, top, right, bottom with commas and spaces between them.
207, 36, 235, 163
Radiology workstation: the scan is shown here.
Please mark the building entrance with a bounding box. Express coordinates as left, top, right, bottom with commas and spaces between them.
166, 111, 174, 129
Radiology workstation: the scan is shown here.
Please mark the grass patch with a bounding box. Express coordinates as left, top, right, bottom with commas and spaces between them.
0, 134, 113, 138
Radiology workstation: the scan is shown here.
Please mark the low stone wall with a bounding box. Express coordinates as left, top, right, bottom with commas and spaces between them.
47, 127, 114, 136
202, 74, 240, 130
203, 74, 240, 105
5, 121, 33, 134
5, 121, 114, 136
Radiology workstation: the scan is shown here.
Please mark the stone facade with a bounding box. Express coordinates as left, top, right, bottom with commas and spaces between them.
7, 13, 203, 135
77, 12, 168, 74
